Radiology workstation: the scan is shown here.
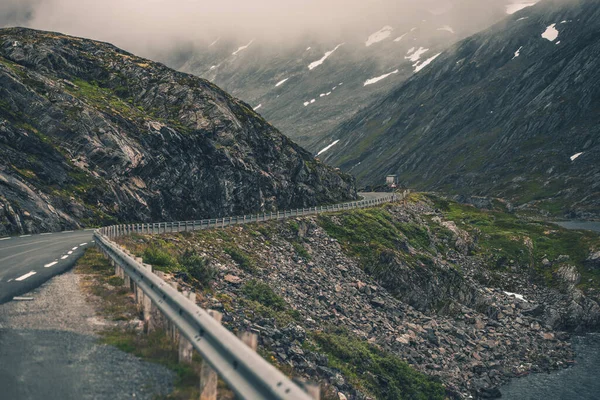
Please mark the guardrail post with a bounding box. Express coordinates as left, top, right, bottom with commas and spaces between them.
200, 310, 223, 400
168, 281, 180, 342
178, 291, 196, 364
239, 331, 258, 351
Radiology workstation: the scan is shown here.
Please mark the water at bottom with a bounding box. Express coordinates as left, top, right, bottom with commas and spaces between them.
501, 334, 600, 400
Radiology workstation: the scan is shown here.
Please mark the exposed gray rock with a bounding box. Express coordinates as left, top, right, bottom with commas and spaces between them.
0, 28, 356, 235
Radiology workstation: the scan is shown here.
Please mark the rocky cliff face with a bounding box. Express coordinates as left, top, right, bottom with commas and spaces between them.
0, 28, 356, 235
319, 0, 600, 218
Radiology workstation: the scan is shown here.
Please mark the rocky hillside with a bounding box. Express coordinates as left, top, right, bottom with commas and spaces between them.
116, 194, 600, 399
164, 0, 527, 151
0, 28, 356, 235
319, 0, 600, 218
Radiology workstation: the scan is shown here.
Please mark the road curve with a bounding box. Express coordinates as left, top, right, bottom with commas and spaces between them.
0, 192, 392, 304
0, 230, 94, 304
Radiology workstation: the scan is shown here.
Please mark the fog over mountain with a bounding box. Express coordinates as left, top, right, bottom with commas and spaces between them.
0, 0, 541, 58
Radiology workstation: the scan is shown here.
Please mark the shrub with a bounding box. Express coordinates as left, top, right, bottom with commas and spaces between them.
178, 249, 217, 287
242, 280, 287, 311
224, 247, 256, 272
314, 329, 445, 400
142, 245, 176, 269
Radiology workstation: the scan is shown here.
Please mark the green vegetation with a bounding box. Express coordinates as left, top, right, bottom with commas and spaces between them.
292, 241, 311, 260
143, 244, 178, 270
74, 248, 220, 399
240, 280, 301, 326
427, 194, 600, 288
318, 206, 437, 271
313, 328, 445, 400
179, 249, 217, 287
242, 280, 288, 311
224, 246, 256, 272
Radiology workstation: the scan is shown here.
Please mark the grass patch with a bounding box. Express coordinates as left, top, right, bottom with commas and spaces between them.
224, 246, 256, 272
426, 194, 600, 289
241, 280, 301, 326
318, 206, 434, 272
313, 329, 445, 400
75, 247, 232, 399
242, 280, 288, 311
292, 241, 311, 260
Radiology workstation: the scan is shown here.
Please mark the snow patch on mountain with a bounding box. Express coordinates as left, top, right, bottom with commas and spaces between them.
542, 24, 559, 41
437, 25, 455, 34
317, 140, 340, 156
506, 2, 538, 15
513, 46, 523, 59
405, 47, 429, 62
308, 44, 344, 70
571, 152, 584, 161
364, 69, 399, 86
232, 40, 254, 56
414, 53, 441, 72
393, 33, 408, 42
366, 26, 394, 46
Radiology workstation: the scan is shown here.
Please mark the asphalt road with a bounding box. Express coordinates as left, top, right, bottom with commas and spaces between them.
0, 230, 95, 304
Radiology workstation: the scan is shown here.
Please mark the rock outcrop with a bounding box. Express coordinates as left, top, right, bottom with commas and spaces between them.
0, 28, 356, 235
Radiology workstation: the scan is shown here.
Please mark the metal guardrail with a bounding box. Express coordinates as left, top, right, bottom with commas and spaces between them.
94, 190, 409, 399
98, 192, 406, 238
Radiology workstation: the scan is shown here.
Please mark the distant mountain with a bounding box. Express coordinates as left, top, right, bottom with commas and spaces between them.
163, 0, 527, 151
318, 0, 600, 218
0, 28, 355, 235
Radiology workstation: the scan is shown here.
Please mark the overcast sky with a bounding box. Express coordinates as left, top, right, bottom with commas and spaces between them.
0, 0, 539, 56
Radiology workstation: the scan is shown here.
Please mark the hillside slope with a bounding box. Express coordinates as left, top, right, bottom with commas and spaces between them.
319, 0, 600, 218
0, 28, 356, 235
165, 0, 524, 151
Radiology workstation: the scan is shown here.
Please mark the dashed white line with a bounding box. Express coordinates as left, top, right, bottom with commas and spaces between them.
72, 247, 78, 251
44, 261, 58, 268
15, 271, 37, 281
80, 243, 88, 246
62, 231, 74, 234
61, 255, 69, 260
41, 233, 53, 236
67, 251, 73, 255
0, 237, 10, 241
20, 235, 31, 238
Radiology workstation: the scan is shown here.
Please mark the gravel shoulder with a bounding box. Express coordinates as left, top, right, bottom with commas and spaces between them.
0, 269, 174, 400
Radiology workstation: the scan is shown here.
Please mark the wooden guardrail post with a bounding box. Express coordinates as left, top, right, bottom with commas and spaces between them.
178, 291, 196, 364
239, 331, 258, 351
200, 310, 223, 400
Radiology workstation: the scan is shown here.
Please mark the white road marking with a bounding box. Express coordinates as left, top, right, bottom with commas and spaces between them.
80, 243, 88, 246
62, 231, 74, 234
84, 229, 95, 231
41, 233, 53, 236
44, 261, 58, 268
67, 251, 73, 255
15, 271, 37, 281
20, 235, 31, 238
13, 296, 34, 301
61, 255, 69, 260
7, 279, 13, 282
0, 237, 11, 241
72, 247, 78, 251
